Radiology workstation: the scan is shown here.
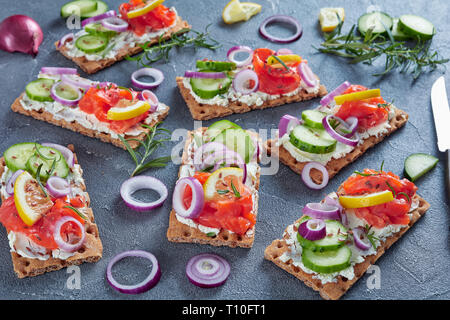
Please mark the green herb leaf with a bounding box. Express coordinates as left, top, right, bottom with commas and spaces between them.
217, 189, 230, 195
270, 55, 290, 70
230, 181, 241, 198
63, 205, 88, 220
206, 232, 216, 237
34, 164, 48, 197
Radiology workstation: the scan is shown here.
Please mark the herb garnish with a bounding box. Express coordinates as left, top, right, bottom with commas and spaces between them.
206, 232, 216, 237
230, 181, 241, 198
118, 122, 171, 177
126, 25, 221, 68
397, 191, 411, 203
217, 189, 230, 195
34, 164, 47, 197
64, 205, 87, 220
270, 55, 290, 70
364, 224, 380, 249
385, 180, 396, 196
354, 160, 385, 176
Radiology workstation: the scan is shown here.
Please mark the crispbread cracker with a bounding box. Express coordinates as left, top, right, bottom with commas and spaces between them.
0, 145, 103, 278
176, 77, 328, 120
56, 17, 191, 74
166, 128, 260, 248
265, 107, 408, 183
264, 194, 429, 300
11, 93, 170, 150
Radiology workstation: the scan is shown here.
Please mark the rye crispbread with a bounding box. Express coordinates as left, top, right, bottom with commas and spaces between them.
264, 194, 429, 300
166, 128, 260, 248
0, 145, 103, 278
56, 17, 191, 74
11, 93, 170, 150
176, 77, 328, 120
265, 107, 409, 183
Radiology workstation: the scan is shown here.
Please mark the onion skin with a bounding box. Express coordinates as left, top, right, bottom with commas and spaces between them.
0, 15, 43, 57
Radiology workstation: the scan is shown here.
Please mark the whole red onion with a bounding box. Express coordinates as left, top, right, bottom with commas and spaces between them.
0, 15, 43, 57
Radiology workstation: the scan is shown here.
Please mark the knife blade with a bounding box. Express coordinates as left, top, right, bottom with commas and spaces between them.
431, 76, 450, 152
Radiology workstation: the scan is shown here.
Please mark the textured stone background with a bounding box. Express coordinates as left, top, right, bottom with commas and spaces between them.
0, 0, 448, 300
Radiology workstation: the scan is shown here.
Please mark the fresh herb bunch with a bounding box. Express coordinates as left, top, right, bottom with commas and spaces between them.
119, 122, 172, 177
126, 25, 221, 68
316, 19, 449, 79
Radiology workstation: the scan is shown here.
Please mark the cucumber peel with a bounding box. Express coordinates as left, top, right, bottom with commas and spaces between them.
404, 153, 438, 182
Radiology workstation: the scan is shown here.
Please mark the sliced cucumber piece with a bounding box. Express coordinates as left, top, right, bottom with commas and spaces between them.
398, 14, 435, 40
391, 18, 412, 41
302, 245, 352, 274
205, 120, 242, 141
75, 34, 108, 53
404, 153, 438, 182
26, 147, 69, 181
4, 143, 39, 172
61, 0, 98, 18
53, 82, 80, 101
85, 22, 117, 37
196, 60, 237, 72
302, 110, 327, 129
190, 76, 232, 99
289, 125, 337, 154
81, 1, 108, 18
25, 78, 55, 102
297, 219, 348, 252
358, 11, 393, 35
212, 128, 255, 163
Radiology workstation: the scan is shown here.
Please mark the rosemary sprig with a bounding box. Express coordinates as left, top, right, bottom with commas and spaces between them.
217, 189, 230, 195
270, 55, 290, 70
316, 18, 449, 79
126, 25, 221, 68
118, 122, 171, 177
230, 181, 241, 198
364, 224, 380, 249
64, 205, 88, 220
34, 164, 47, 197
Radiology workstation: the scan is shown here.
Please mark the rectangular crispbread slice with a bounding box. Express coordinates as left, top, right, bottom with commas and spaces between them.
265, 107, 408, 183
166, 128, 260, 248
264, 194, 429, 300
176, 77, 328, 120
0, 145, 103, 278
56, 17, 191, 74
11, 93, 170, 150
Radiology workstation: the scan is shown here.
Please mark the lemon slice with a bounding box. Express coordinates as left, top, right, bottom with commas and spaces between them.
203, 167, 244, 199
107, 100, 151, 121
14, 171, 53, 226
126, 0, 165, 19
222, 0, 248, 24
339, 190, 394, 209
241, 2, 262, 21
334, 88, 381, 105
319, 8, 345, 32
267, 54, 302, 65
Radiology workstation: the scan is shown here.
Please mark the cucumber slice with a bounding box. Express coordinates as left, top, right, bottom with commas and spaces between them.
190, 76, 232, 99
81, 1, 108, 18
26, 147, 69, 181
85, 22, 116, 37
25, 78, 55, 102
302, 245, 352, 274
4, 143, 40, 172
297, 219, 348, 252
358, 11, 393, 35
391, 18, 412, 41
75, 34, 108, 53
196, 60, 237, 72
289, 125, 337, 154
205, 120, 242, 141
61, 0, 98, 18
53, 82, 80, 101
212, 128, 255, 163
398, 14, 435, 40
404, 153, 439, 182
302, 110, 327, 129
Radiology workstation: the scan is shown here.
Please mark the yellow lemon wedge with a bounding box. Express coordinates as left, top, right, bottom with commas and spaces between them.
334, 88, 381, 105
14, 171, 53, 226
222, 0, 248, 24
319, 8, 345, 32
339, 190, 394, 209
107, 100, 151, 121
241, 2, 262, 21
203, 167, 244, 200
267, 54, 302, 65
126, 0, 165, 19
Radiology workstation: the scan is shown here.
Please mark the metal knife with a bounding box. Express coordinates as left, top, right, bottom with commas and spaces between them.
430, 76, 450, 198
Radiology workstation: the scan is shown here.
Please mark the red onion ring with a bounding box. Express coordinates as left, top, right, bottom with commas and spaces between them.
232, 69, 259, 95
227, 45, 253, 67
259, 15, 303, 43
46, 176, 71, 198
0, 15, 43, 57
172, 177, 204, 219
320, 81, 351, 106
61, 74, 97, 91
278, 114, 301, 137
298, 218, 326, 241
203, 149, 244, 169
57, 32, 74, 48
323, 194, 348, 225
120, 176, 168, 211
186, 253, 230, 288
138, 90, 158, 113
352, 227, 372, 251
40, 67, 77, 75
302, 202, 341, 220
193, 142, 232, 171
41, 143, 74, 168
131, 68, 164, 89
184, 71, 227, 79
5, 169, 24, 195
106, 250, 161, 294
276, 48, 293, 55
53, 216, 85, 252
81, 10, 116, 27
322, 115, 360, 147
101, 17, 128, 32
50, 81, 82, 106
298, 62, 317, 88
342, 117, 358, 138
301, 162, 329, 190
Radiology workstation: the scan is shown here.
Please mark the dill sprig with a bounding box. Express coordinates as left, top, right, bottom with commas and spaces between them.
118, 122, 171, 177
315, 18, 449, 79
126, 25, 221, 68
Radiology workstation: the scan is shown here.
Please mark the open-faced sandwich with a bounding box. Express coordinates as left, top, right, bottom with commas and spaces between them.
0, 143, 102, 278
264, 166, 429, 299
265, 83, 408, 187
11, 67, 169, 149
167, 120, 261, 248
57, 0, 190, 74
176, 47, 327, 120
